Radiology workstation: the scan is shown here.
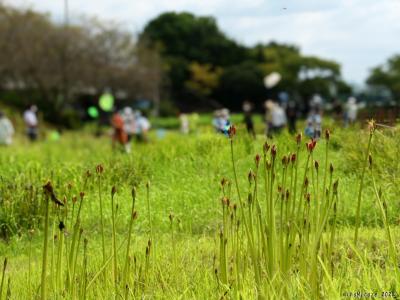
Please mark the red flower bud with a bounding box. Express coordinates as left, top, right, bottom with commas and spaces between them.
111, 186, 117, 196
255, 154, 261, 167
271, 145, 277, 158
228, 125, 236, 138
306, 139, 317, 152
291, 153, 296, 163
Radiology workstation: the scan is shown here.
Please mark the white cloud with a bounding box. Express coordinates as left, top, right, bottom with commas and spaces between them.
6, 0, 400, 83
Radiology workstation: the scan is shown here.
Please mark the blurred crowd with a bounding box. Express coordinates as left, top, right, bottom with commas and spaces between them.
210, 95, 363, 140
0, 95, 364, 148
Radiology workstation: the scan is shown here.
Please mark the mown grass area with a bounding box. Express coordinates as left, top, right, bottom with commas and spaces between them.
0, 120, 399, 299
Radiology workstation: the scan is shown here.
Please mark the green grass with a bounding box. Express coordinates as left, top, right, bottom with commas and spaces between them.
0, 119, 399, 299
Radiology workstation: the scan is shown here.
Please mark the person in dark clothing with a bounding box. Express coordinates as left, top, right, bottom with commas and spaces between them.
286, 100, 298, 134
332, 99, 343, 123
242, 100, 256, 138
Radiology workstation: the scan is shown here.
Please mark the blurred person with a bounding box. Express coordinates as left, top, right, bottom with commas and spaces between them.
179, 113, 190, 134
243, 100, 255, 138
122, 107, 136, 153
286, 100, 298, 134
111, 110, 128, 152
310, 94, 323, 110
135, 111, 151, 142
332, 99, 343, 123
212, 108, 231, 135
220, 108, 231, 136
122, 107, 136, 140
0, 111, 14, 145
344, 97, 358, 127
23, 105, 38, 141
264, 100, 287, 137
305, 107, 322, 139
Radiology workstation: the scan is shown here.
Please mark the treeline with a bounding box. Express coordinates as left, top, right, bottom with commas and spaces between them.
140, 12, 353, 112
0, 3, 161, 127
0, 5, 397, 126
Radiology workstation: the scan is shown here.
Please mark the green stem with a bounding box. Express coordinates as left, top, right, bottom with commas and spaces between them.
41, 193, 50, 300
354, 132, 373, 245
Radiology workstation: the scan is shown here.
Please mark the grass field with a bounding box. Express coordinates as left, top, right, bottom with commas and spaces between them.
0, 119, 399, 299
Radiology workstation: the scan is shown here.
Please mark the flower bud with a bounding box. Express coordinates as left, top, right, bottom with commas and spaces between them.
111, 186, 117, 197
228, 125, 236, 138
333, 180, 339, 193
367, 119, 376, 134
314, 160, 319, 171
325, 129, 330, 140
306, 139, 317, 152
291, 153, 296, 164
305, 193, 311, 203
255, 154, 261, 167
58, 221, 65, 231
95, 164, 104, 174
271, 145, 277, 158
220, 178, 227, 187
263, 142, 270, 154
248, 170, 255, 183
296, 133, 302, 145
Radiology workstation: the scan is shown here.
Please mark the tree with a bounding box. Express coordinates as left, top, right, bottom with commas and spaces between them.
140, 12, 247, 66
185, 63, 222, 98
367, 55, 400, 102
250, 42, 345, 104
140, 12, 248, 108
215, 62, 265, 110
0, 3, 162, 125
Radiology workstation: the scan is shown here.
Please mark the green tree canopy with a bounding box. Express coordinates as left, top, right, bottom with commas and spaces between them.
367, 55, 400, 102
141, 13, 350, 111
141, 12, 247, 66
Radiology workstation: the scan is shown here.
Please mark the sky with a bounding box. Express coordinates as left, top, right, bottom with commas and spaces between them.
7, 0, 400, 85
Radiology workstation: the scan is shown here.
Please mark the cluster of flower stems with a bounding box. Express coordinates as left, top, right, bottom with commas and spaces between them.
216, 122, 398, 299
0, 166, 162, 299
